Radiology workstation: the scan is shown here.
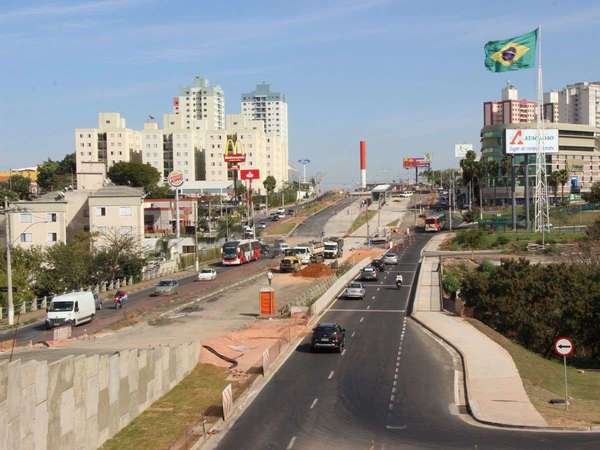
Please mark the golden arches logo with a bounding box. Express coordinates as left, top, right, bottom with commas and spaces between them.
225, 134, 245, 156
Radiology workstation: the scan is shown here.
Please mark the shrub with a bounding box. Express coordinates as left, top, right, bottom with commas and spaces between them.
496, 235, 511, 246
478, 259, 496, 274
442, 272, 460, 295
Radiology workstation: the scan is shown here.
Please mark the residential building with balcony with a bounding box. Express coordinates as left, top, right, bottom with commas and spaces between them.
172, 76, 225, 130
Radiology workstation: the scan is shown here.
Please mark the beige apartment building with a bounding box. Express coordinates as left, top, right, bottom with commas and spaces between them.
173, 76, 225, 130
544, 81, 600, 129
8, 190, 89, 249
75, 112, 142, 176
88, 186, 144, 246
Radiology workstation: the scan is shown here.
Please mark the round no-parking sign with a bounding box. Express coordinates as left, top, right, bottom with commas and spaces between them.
553, 337, 574, 357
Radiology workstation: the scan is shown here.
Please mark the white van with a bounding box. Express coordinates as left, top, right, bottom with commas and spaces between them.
45, 292, 96, 329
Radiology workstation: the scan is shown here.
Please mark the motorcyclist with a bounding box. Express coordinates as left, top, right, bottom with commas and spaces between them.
113, 289, 128, 308
395, 274, 403, 288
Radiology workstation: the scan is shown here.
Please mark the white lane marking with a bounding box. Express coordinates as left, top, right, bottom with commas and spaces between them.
287, 436, 297, 449
393, 380, 397, 387
341, 348, 347, 356
394, 373, 398, 380
329, 309, 406, 313
360, 317, 364, 323
388, 403, 394, 410
328, 370, 335, 380
386, 425, 407, 430
367, 305, 371, 310
376, 287, 380, 291
392, 387, 397, 394
390, 394, 395, 402
351, 331, 356, 338
371, 295, 376, 299
310, 398, 319, 409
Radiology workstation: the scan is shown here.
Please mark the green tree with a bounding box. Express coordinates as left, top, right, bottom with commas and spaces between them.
93, 231, 146, 282
37, 153, 76, 192
263, 176, 276, 195
147, 184, 174, 199
0, 175, 31, 200
585, 181, 600, 204
460, 150, 478, 211
107, 161, 161, 192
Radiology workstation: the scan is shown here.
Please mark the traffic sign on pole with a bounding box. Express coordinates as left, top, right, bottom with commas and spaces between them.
553, 336, 574, 410
553, 337, 574, 357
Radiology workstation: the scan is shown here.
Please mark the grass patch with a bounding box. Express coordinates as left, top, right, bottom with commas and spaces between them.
264, 221, 296, 236
348, 210, 377, 234
468, 319, 600, 426
442, 229, 586, 251
101, 364, 230, 450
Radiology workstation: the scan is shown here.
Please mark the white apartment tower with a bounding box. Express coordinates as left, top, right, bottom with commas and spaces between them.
552, 82, 600, 129
173, 76, 225, 130
75, 112, 142, 177
241, 82, 288, 139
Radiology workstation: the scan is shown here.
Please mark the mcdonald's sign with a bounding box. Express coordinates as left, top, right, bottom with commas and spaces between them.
223, 133, 246, 163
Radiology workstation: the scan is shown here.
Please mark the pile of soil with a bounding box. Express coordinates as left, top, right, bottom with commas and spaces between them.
293, 263, 335, 278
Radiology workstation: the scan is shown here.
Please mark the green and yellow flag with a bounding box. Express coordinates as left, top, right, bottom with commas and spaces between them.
484, 29, 537, 72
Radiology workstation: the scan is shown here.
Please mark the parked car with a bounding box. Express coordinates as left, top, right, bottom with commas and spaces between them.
277, 207, 286, 215
344, 282, 365, 300
384, 253, 398, 265
45, 292, 96, 328
197, 267, 217, 281
287, 208, 295, 215
271, 214, 280, 222
360, 266, 378, 281
258, 222, 267, 229
153, 279, 179, 296
311, 322, 346, 352
371, 259, 385, 272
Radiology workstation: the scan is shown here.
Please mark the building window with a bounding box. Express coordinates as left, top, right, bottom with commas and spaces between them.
119, 207, 132, 216
47, 213, 57, 222
20, 233, 32, 243
48, 233, 58, 243
95, 207, 106, 216
119, 226, 133, 235
20, 213, 32, 223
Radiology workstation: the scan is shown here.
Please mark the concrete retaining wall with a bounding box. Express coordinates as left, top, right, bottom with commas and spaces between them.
310, 257, 372, 317
0, 342, 200, 450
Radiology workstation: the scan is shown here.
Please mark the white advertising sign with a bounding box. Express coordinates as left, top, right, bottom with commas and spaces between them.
454, 144, 473, 158
505, 129, 559, 154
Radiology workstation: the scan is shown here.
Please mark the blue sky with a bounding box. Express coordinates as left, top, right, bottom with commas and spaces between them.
2, 0, 600, 188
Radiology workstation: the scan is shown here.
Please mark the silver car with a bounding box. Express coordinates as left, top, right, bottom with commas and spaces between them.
384, 253, 398, 265
153, 279, 179, 296
344, 282, 365, 300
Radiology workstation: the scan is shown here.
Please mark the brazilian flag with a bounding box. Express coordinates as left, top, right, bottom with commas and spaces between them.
484, 29, 537, 72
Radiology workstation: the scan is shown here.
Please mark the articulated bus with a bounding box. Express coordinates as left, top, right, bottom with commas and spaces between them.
424, 214, 445, 232
221, 239, 261, 265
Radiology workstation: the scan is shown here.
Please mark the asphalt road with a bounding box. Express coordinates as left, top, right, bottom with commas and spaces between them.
0, 257, 276, 346
215, 233, 599, 450
291, 196, 356, 238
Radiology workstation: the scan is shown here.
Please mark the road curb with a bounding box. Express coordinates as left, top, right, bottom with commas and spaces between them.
410, 313, 600, 432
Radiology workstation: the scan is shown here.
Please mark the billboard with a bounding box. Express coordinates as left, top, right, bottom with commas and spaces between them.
224, 133, 246, 163
505, 129, 559, 154
403, 157, 430, 169
454, 144, 473, 158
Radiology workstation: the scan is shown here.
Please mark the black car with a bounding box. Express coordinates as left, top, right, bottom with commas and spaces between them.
271, 214, 280, 222
311, 322, 346, 352
371, 259, 385, 272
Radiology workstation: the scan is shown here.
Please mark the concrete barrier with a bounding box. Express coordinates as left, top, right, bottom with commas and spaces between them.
0, 341, 200, 450
310, 257, 372, 317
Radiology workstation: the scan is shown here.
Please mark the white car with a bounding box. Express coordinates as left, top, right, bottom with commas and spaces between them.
383, 253, 398, 265
197, 267, 217, 281
344, 282, 365, 300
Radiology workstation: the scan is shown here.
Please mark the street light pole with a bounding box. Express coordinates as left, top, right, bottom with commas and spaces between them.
3, 197, 14, 326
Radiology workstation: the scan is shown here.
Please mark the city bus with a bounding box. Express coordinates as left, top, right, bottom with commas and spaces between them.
221, 239, 262, 265
424, 214, 445, 232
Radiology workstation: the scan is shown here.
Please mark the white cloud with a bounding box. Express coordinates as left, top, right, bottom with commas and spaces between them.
0, 0, 153, 21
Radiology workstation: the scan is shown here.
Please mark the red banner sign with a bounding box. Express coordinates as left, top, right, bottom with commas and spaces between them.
240, 169, 260, 180
403, 157, 430, 169
224, 154, 246, 163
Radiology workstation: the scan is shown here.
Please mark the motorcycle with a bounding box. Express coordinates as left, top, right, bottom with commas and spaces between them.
113, 289, 128, 309
395, 275, 403, 288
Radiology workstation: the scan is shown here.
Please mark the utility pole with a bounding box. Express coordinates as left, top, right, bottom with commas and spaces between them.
3, 197, 14, 326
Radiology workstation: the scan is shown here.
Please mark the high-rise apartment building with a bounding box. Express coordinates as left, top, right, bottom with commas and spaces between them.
241, 82, 288, 139
544, 82, 600, 128
75, 112, 142, 175
483, 83, 537, 126
173, 76, 225, 130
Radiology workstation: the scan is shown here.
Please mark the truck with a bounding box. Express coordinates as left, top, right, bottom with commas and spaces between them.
293, 241, 325, 264
280, 256, 301, 273
323, 237, 344, 258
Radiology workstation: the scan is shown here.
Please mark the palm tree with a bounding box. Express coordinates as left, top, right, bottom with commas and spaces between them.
460, 150, 478, 211
556, 168, 570, 204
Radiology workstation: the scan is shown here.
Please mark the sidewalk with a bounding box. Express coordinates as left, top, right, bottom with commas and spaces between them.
412, 233, 547, 428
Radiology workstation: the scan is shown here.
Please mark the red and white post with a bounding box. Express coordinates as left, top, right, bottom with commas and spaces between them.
360, 140, 367, 190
